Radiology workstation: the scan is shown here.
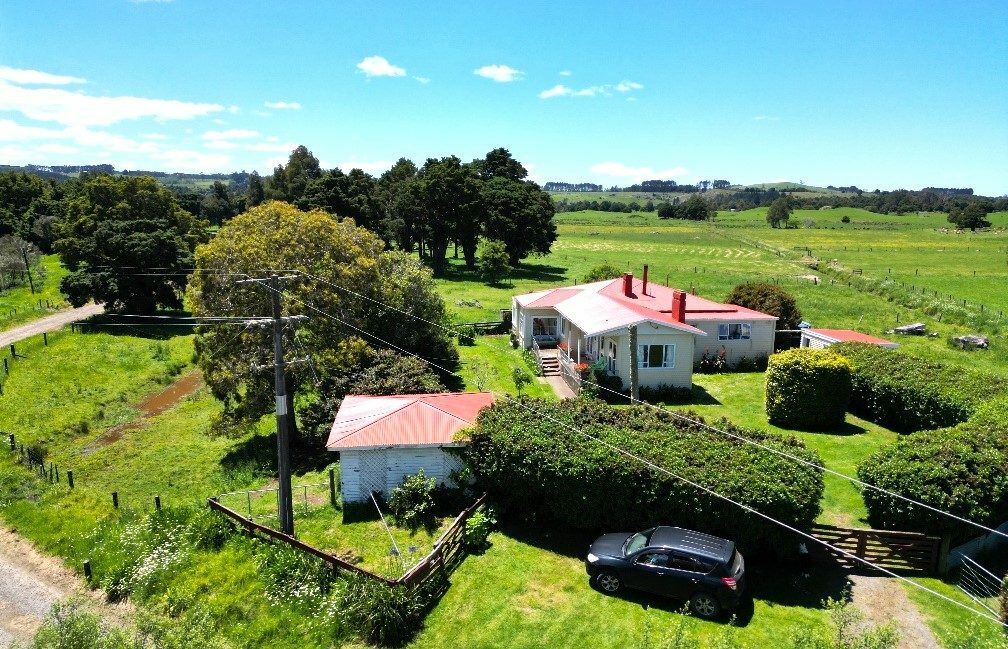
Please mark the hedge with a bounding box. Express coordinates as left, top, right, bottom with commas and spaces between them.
833, 342, 1007, 433
857, 412, 1008, 537
765, 349, 852, 431
465, 398, 824, 551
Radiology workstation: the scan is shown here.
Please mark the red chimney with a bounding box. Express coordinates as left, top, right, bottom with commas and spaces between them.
642, 264, 649, 295
622, 272, 633, 296
672, 289, 686, 322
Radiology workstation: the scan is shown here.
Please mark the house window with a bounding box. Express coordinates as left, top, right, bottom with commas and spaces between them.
607, 339, 617, 373
638, 344, 675, 368
532, 317, 558, 337
718, 323, 751, 340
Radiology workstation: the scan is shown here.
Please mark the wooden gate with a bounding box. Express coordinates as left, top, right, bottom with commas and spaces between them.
809, 524, 944, 574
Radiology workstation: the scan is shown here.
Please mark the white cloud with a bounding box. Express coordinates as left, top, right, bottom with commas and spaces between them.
559, 70, 572, 77
474, 64, 523, 83
337, 160, 393, 174
263, 155, 288, 169
590, 161, 688, 182
539, 80, 644, 99
0, 80, 223, 127
204, 140, 237, 150
264, 101, 301, 110
0, 118, 159, 154
615, 80, 643, 92
36, 143, 79, 154
752, 115, 779, 121
356, 55, 406, 78
227, 105, 240, 114
413, 76, 431, 84
0, 66, 85, 85
141, 133, 169, 140
202, 129, 259, 141
539, 84, 572, 99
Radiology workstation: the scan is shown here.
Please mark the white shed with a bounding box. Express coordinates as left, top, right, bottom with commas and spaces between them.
325, 392, 495, 503
799, 328, 899, 350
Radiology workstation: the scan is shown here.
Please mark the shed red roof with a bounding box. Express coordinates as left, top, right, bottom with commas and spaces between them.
805, 329, 898, 347
325, 392, 495, 451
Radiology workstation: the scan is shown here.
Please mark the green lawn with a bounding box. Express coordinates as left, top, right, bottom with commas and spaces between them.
457, 334, 556, 399
0, 254, 69, 331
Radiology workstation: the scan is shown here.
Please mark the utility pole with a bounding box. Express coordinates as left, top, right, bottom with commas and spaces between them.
238, 274, 306, 536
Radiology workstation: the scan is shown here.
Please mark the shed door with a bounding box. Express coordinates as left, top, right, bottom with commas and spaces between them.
358, 449, 387, 499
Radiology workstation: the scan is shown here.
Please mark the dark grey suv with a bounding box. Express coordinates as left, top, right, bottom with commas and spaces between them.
585, 526, 745, 618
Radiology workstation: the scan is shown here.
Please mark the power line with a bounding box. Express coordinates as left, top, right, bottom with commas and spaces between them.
260, 285, 1007, 629
297, 271, 1008, 542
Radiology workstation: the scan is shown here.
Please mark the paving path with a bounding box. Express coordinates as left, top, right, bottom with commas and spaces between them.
850, 573, 941, 649
0, 527, 128, 648
0, 304, 104, 349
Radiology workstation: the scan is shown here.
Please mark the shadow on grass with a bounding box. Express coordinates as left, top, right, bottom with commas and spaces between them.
440, 260, 569, 285
772, 419, 872, 437
77, 311, 197, 340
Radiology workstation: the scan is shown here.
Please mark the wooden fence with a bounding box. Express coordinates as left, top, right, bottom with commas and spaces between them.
809, 524, 945, 574
208, 492, 488, 590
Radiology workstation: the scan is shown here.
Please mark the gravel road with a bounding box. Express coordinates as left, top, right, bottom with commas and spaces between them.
0, 304, 104, 350
0, 527, 128, 647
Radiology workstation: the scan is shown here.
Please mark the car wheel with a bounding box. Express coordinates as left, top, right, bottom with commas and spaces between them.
595, 571, 622, 594
689, 591, 721, 619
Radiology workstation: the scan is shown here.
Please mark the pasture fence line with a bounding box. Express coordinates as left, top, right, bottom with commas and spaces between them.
208, 493, 489, 593
0, 327, 68, 396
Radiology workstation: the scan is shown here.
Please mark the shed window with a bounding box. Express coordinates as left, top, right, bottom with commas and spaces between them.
718, 323, 751, 340
638, 344, 675, 368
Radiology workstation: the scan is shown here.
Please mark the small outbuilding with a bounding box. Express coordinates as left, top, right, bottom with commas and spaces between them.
800, 328, 898, 350
326, 392, 495, 503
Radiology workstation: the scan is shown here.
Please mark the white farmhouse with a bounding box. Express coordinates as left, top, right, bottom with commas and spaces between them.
512, 267, 777, 391
326, 392, 495, 503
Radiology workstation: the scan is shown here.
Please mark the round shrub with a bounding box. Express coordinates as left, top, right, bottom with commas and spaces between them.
388, 470, 436, 530
765, 349, 852, 431
465, 398, 824, 552
725, 282, 802, 329
857, 421, 1008, 537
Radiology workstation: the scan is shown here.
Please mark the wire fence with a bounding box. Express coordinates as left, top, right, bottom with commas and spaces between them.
215, 475, 336, 524
956, 555, 1003, 617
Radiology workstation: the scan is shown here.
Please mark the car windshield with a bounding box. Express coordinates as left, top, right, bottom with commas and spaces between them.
623, 530, 653, 556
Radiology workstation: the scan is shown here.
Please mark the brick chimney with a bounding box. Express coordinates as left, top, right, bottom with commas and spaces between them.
642, 264, 649, 295
622, 272, 633, 296
672, 289, 686, 322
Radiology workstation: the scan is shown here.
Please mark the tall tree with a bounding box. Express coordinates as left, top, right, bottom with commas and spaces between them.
948, 201, 992, 231
55, 175, 209, 312
187, 201, 457, 426
480, 177, 557, 265
266, 145, 321, 203
474, 147, 528, 182
245, 170, 265, 208
376, 158, 420, 251
416, 156, 483, 275
0, 171, 53, 242
766, 196, 793, 228
200, 181, 236, 227
301, 168, 380, 233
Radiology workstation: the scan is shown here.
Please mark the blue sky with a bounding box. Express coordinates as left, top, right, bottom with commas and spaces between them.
1, 1, 1006, 194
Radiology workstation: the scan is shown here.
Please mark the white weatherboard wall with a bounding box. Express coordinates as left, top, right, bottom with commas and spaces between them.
604, 326, 695, 389
800, 332, 831, 350
340, 446, 465, 503
688, 319, 775, 364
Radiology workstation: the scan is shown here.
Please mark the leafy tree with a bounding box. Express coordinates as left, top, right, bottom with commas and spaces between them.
0, 171, 57, 247
948, 201, 992, 230
473, 147, 528, 182
55, 175, 209, 312
656, 202, 676, 219
0, 235, 41, 293
477, 239, 511, 285
302, 168, 380, 233
200, 181, 236, 227
245, 171, 265, 208
480, 176, 557, 265
511, 367, 532, 396
376, 158, 420, 251
187, 201, 457, 426
415, 156, 482, 275
766, 196, 793, 228
582, 263, 624, 283
677, 194, 715, 221
266, 145, 322, 203
725, 282, 803, 329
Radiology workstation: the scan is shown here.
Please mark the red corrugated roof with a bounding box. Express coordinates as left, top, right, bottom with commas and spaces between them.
526, 288, 583, 308
325, 392, 495, 450
806, 329, 897, 346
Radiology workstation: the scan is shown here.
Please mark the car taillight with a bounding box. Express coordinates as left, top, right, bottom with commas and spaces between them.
721, 576, 737, 590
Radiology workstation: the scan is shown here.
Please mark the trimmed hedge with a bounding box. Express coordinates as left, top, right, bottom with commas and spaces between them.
834, 342, 1007, 433
857, 413, 1008, 537
465, 398, 824, 551
765, 349, 852, 431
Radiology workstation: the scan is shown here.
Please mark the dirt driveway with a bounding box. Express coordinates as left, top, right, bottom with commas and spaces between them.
0, 304, 104, 349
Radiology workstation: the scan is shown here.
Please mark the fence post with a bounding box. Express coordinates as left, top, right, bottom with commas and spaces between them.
938, 535, 951, 575
112, 492, 118, 509
83, 560, 92, 580
67, 470, 74, 489
154, 495, 161, 511
8, 344, 14, 357
4, 358, 8, 374
43, 332, 48, 346
329, 469, 337, 508
7, 434, 13, 451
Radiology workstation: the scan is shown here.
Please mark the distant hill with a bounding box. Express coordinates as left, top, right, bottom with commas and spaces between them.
0, 164, 250, 192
